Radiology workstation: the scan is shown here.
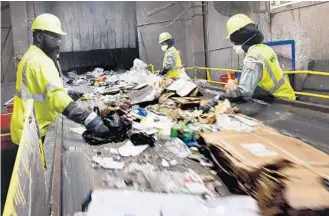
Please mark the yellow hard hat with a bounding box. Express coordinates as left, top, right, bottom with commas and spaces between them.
226, 14, 254, 39
31, 13, 66, 36
159, 32, 172, 44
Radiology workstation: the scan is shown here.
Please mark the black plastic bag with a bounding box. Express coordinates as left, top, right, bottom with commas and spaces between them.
130, 133, 155, 147
82, 111, 132, 145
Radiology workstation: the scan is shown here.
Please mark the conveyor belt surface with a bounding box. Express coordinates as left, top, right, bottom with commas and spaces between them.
60, 118, 230, 215
56, 85, 329, 215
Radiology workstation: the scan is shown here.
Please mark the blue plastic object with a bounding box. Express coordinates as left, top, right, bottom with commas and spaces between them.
134, 108, 148, 117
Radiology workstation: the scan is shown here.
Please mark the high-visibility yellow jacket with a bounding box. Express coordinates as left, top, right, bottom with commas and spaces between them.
162, 46, 182, 78
10, 45, 73, 144
246, 44, 296, 100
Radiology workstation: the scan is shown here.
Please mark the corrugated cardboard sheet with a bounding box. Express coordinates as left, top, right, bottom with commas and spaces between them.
202, 123, 329, 215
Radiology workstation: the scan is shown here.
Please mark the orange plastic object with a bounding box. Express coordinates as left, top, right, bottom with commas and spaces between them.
97, 76, 107, 82
6, 103, 13, 113
220, 73, 235, 83
1, 112, 16, 150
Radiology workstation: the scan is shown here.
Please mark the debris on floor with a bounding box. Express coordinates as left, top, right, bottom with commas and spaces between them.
118, 140, 149, 157
161, 158, 170, 167
164, 138, 191, 158
92, 156, 124, 170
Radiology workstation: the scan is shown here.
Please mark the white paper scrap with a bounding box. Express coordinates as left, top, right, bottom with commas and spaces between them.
118, 140, 149, 157
242, 143, 277, 157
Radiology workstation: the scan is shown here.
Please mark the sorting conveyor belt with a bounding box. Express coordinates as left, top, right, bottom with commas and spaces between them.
47, 86, 329, 216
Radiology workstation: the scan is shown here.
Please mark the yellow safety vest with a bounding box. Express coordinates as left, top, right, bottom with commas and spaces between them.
162, 46, 182, 78
10, 45, 73, 144
246, 44, 296, 100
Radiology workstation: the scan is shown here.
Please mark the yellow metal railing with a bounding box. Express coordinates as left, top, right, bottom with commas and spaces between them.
146, 64, 329, 99
147, 64, 156, 74
185, 66, 329, 100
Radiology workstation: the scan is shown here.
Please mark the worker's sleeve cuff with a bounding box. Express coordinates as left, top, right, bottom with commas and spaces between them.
84, 112, 98, 126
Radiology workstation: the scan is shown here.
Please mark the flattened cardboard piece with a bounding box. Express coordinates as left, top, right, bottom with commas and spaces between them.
198, 113, 216, 124
171, 97, 202, 105
257, 165, 329, 214
189, 86, 200, 97
202, 128, 329, 214
166, 79, 197, 97
159, 92, 176, 104
203, 129, 329, 170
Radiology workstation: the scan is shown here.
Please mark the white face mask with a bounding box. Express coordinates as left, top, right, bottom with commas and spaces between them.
161, 45, 168, 52
231, 33, 257, 55
232, 45, 244, 55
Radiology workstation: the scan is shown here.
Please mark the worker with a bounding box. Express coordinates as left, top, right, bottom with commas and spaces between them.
10, 13, 110, 146
158, 32, 183, 79
225, 14, 296, 101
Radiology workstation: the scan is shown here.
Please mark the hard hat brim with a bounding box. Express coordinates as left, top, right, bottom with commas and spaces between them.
58, 31, 67, 36
31, 28, 67, 36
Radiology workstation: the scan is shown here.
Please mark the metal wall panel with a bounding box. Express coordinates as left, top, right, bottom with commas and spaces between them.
1, 1, 16, 83
26, 1, 137, 52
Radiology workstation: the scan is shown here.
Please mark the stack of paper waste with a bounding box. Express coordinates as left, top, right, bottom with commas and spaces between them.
201, 123, 329, 215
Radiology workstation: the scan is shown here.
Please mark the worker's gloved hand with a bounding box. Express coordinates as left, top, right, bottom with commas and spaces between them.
67, 89, 83, 101
158, 68, 169, 76
200, 103, 213, 113
225, 79, 238, 92
214, 92, 226, 100
84, 112, 110, 138
200, 92, 225, 113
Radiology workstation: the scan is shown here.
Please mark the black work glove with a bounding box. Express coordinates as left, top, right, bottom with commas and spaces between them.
68, 90, 83, 101
158, 68, 169, 76
199, 93, 225, 113
85, 113, 110, 138
63, 102, 109, 138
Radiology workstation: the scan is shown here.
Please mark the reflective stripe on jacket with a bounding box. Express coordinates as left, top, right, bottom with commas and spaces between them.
162, 46, 182, 78
246, 44, 296, 100
10, 45, 73, 144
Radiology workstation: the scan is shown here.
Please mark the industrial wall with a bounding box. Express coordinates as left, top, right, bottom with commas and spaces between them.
269, 1, 329, 105
1, 1, 16, 109
10, 1, 136, 53
270, 2, 329, 96
1, 1, 15, 84
271, 2, 329, 71
204, 1, 270, 81
9, 1, 138, 72
136, 1, 205, 78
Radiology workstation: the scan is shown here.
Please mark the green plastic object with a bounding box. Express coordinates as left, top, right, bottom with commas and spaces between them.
170, 124, 196, 146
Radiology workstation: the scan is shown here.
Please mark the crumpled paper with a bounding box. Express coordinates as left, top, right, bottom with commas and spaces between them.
118, 140, 149, 157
